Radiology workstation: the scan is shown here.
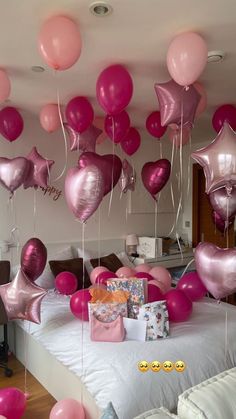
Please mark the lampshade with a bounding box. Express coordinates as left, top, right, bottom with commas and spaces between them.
126, 234, 139, 246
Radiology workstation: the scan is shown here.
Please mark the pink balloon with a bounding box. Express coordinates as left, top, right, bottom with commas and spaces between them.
135, 264, 151, 273
96, 271, 118, 286
167, 32, 208, 86
66, 97, 94, 134
165, 289, 192, 322
55, 271, 78, 295
0, 70, 10, 102
119, 159, 136, 193
116, 267, 135, 278
24, 147, 54, 189
120, 127, 141, 156
38, 16, 82, 71
177, 271, 207, 301
212, 104, 236, 133
149, 279, 167, 294
212, 210, 234, 234
194, 82, 207, 117
96, 64, 133, 115
149, 266, 172, 290
0, 107, 24, 142
64, 123, 101, 153
148, 283, 163, 303
94, 116, 106, 144
0, 157, 30, 194
209, 188, 236, 221
49, 398, 85, 419
105, 111, 130, 143
21, 238, 47, 282
141, 159, 171, 200
40, 104, 60, 133
0, 387, 26, 419
146, 111, 167, 139
168, 124, 191, 148
70, 289, 91, 321
90, 266, 108, 285
135, 272, 154, 281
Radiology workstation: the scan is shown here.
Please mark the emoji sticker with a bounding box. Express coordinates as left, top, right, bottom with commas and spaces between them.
162, 361, 174, 372
174, 360, 186, 372
150, 361, 162, 372
138, 361, 149, 372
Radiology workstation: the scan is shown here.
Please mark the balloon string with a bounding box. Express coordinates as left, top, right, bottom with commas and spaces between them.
186, 132, 192, 199
226, 197, 229, 248
225, 309, 228, 365
174, 91, 184, 238
154, 199, 158, 240
9, 193, 20, 259
24, 322, 31, 397
180, 258, 195, 278
98, 206, 101, 265
81, 222, 85, 406
108, 118, 115, 216
167, 140, 176, 236
33, 188, 37, 236
159, 141, 163, 159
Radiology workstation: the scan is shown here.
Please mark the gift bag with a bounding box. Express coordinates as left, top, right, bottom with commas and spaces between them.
88, 288, 129, 323
137, 300, 169, 340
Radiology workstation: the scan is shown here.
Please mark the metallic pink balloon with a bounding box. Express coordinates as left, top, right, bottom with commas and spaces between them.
146, 111, 167, 139
0, 157, 30, 193
65, 165, 104, 223
0, 107, 24, 142
154, 79, 200, 127
21, 238, 47, 282
24, 147, 54, 189
78, 152, 122, 196
104, 111, 130, 143
142, 159, 171, 200
0, 387, 26, 419
212, 210, 234, 234
64, 123, 102, 152
0, 269, 47, 323
65, 96, 94, 134
195, 242, 236, 299
119, 159, 136, 193
168, 123, 191, 147
120, 127, 141, 156
209, 187, 236, 221
191, 123, 236, 194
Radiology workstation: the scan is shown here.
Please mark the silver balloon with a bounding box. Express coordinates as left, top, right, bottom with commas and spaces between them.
0, 157, 29, 193
119, 159, 136, 193
64, 123, 102, 152
209, 187, 236, 221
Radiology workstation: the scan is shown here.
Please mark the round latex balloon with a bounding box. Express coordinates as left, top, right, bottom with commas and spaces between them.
55, 271, 78, 295
121, 127, 141, 156
212, 104, 236, 133
165, 289, 192, 322
70, 289, 91, 321
177, 271, 207, 301
148, 283, 163, 303
105, 111, 130, 143
0, 387, 26, 419
146, 111, 167, 138
40, 104, 60, 133
90, 266, 109, 285
0, 107, 24, 142
49, 398, 85, 419
66, 96, 94, 134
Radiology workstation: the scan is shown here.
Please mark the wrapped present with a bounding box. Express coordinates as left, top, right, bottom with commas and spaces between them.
107, 278, 147, 319
137, 301, 169, 340
88, 288, 129, 323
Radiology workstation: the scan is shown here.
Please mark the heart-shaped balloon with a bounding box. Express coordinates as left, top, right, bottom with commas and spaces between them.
65, 165, 104, 223
195, 242, 236, 299
78, 152, 122, 196
141, 158, 171, 199
212, 210, 234, 233
209, 188, 236, 221
0, 157, 29, 193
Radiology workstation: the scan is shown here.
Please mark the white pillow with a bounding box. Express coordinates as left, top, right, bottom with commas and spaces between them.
134, 407, 178, 419
116, 251, 135, 269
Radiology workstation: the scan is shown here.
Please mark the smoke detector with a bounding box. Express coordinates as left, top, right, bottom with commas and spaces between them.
89, 2, 113, 16
207, 51, 225, 63
31, 66, 45, 73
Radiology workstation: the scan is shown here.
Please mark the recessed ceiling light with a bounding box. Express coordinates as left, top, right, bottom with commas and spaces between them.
31, 65, 45, 73
89, 2, 113, 16
207, 51, 225, 63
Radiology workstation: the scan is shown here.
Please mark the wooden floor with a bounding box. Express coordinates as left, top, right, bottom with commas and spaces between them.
0, 356, 56, 418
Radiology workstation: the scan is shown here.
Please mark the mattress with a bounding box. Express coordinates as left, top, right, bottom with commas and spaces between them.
16, 291, 236, 419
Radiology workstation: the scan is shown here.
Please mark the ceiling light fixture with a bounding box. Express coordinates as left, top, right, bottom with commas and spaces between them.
207, 51, 225, 63
89, 2, 113, 16
31, 66, 45, 73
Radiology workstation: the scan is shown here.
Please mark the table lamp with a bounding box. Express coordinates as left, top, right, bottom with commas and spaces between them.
126, 234, 139, 257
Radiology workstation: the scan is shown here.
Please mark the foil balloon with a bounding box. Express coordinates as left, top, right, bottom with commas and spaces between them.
119, 159, 136, 193
120, 127, 141, 156
209, 187, 236, 221
0, 157, 30, 194
24, 147, 54, 189
0, 269, 47, 324
104, 110, 130, 143
195, 242, 236, 299
0, 387, 26, 419
65, 165, 104, 223
154, 79, 200, 127
141, 159, 171, 200
0, 107, 24, 142
78, 152, 122, 196
191, 123, 236, 194
21, 238, 47, 282
64, 123, 102, 152
168, 123, 191, 147
212, 210, 234, 234
146, 111, 167, 139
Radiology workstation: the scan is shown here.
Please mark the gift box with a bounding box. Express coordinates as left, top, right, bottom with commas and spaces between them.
88, 288, 129, 323
137, 301, 169, 340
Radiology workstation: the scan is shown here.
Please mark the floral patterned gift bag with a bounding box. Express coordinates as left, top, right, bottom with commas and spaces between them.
137, 300, 169, 340
88, 288, 129, 323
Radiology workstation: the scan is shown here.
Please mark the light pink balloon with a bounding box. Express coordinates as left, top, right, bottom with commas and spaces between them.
135, 264, 151, 273
168, 124, 191, 148
148, 279, 167, 294
24, 147, 54, 189
0, 69, 10, 102
38, 16, 82, 71
49, 398, 85, 419
90, 266, 108, 285
149, 266, 172, 290
194, 82, 207, 117
40, 104, 60, 133
116, 267, 136, 278
167, 32, 208, 86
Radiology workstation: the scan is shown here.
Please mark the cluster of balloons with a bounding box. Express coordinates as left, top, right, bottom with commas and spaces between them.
50, 398, 85, 419
0, 387, 26, 419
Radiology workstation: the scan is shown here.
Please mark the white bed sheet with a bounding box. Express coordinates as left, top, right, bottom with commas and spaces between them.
16, 292, 236, 419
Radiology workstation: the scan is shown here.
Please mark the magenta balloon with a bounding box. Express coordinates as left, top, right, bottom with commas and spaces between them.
55, 271, 78, 295
66, 97, 94, 133
121, 127, 141, 156
70, 288, 91, 321
146, 111, 167, 139
78, 152, 122, 196
135, 272, 154, 281
0, 157, 30, 193
104, 111, 130, 143
149, 279, 167, 294
49, 398, 85, 419
165, 289, 192, 322
212, 210, 234, 233
96, 271, 118, 286
212, 104, 236, 133
90, 266, 108, 285
0, 387, 26, 419
96, 64, 133, 115
209, 188, 236, 221
21, 238, 47, 282
148, 283, 163, 303
177, 271, 207, 301
142, 159, 171, 199
0, 107, 24, 141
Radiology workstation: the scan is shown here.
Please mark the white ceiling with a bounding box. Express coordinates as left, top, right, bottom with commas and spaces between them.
1, 0, 236, 141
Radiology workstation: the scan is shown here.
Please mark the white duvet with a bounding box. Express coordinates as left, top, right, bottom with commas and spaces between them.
17, 292, 236, 419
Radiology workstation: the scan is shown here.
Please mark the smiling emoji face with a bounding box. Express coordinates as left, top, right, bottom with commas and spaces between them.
175, 360, 186, 372
163, 361, 174, 372
138, 361, 149, 372
150, 361, 162, 372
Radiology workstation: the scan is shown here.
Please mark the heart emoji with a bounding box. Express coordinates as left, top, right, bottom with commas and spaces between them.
209, 188, 236, 221
141, 158, 171, 199
195, 242, 236, 299
78, 152, 122, 196
0, 157, 30, 193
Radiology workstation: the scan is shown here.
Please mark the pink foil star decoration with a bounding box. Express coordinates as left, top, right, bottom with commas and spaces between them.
64, 123, 102, 152
119, 159, 136, 193
24, 146, 54, 189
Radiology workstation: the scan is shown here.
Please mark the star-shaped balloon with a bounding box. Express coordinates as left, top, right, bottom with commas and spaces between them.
154, 79, 200, 127
191, 123, 236, 194
0, 269, 47, 324
119, 159, 136, 193
24, 147, 54, 189
64, 123, 102, 152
